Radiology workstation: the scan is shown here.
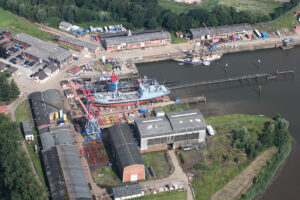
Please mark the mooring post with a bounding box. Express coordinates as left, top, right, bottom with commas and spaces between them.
258, 84, 262, 95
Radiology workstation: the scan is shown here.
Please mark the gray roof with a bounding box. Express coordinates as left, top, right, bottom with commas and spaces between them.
22, 121, 33, 136
57, 35, 99, 51
0, 61, 6, 68
24, 46, 50, 63
46, 64, 59, 73
57, 145, 92, 199
135, 109, 206, 138
104, 31, 171, 46
42, 89, 64, 113
109, 124, 144, 169
134, 116, 173, 138
6, 67, 18, 74
167, 109, 206, 132
40, 131, 55, 151
14, 33, 72, 63
111, 183, 142, 199
54, 128, 74, 145
35, 70, 49, 80
42, 147, 65, 200
190, 23, 253, 39
59, 21, 72, 28
28, 92, 50, 128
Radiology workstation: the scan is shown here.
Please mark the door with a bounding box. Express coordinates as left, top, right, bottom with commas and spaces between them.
130, 174, 138, 181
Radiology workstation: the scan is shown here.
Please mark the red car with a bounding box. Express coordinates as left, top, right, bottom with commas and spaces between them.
4, 33, 11, 37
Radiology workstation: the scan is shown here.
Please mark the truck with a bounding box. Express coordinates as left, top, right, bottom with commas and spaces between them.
253, 29, 262, 38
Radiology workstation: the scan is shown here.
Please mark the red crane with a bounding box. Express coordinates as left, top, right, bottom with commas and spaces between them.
73, 79, 94, 100
203, 22, 219, 43
96, 61, 118, 81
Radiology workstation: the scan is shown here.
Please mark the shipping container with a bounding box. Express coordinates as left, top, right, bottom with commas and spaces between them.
139, 108, 148, 114
261, 32, 269, 38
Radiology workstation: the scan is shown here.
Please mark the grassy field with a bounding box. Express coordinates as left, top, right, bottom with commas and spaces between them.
176, 114, 273, 200
92, 167, 122, 186
15, 100, 47, 186
141, 151, 170, 179
256, 5, 300, 32
159, 0, 281, 15
171, 34, 187, 44
158, 0, 197, 14
206, 114, 272, 134
135, 190, 187, 200
0, 8, 52, 40
157, 103, 190, 114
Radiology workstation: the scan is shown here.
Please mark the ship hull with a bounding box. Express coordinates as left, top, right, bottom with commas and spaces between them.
94, 96, 163, 107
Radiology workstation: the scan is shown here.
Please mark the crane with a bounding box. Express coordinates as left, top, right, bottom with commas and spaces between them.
97, 61, 119, 82
73, 79, 94, 100
67, 84, 102, 142
203, 22, 219, 53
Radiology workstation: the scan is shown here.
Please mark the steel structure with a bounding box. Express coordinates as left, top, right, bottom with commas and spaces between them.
67, 84, 102, 141
203, 22, 219, 53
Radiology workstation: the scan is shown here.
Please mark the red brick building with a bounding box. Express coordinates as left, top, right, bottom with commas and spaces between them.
109, 124, 145, 182
56, 35, 100, 53
103, 30, 171, 51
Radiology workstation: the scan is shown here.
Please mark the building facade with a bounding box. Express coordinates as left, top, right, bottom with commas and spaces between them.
109, 124, 145, 182
135, 109, 207, 153
56, 35, 100, 53
103, 30, 171, 51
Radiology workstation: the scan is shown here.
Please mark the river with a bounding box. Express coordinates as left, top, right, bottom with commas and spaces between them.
137, 47, 300, 200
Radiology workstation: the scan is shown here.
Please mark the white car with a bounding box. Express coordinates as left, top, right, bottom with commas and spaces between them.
206, 125, 215, 136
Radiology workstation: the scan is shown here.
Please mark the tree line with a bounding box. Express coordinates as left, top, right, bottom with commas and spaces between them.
0, 73, 20, 102
0, 0, 298, 32
233, 116, 291, 160
0, 114, 47, 199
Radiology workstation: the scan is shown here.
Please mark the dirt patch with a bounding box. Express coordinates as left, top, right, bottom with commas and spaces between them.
211, 147, 277, 200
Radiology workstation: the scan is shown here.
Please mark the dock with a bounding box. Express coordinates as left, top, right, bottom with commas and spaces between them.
177, 96, 206, 104
170, 70, 295, 90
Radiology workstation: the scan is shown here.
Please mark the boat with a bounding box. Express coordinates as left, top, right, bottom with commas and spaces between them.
175, 56, 202, 65
93, 77, 170, 107
202, 60, 210, 66
202, 53, 222, 62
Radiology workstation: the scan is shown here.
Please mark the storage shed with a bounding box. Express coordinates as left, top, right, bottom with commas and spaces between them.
111, 183, 144, 200
59, 22, 72, 32
22, 121, 34, 141
109, 124, 145, 182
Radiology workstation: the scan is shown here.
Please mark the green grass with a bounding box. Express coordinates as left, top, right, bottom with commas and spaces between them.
92, 167, 122, 186
15, 100, 33, 123
159, 103, 190, 114
256, 5, 300, 32
141, 151, 170, 179
135, 190, 187, 200
158, 0, 197, 14
0, 8, 53, 40
171, 34, 187, 44
206, 114, 272, 134
15, 100, 47, 186
218, 0, 281, 15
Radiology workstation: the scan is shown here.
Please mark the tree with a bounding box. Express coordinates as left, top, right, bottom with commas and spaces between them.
234, 127, 250, 150
145, 18, 158, 29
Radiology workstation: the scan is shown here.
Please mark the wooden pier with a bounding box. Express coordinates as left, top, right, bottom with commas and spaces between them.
170, 70, 295, 90
177, 96, 206, 104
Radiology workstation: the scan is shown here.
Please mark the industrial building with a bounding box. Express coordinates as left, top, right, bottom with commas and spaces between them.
13, 33, 72, 66
111, 183, 144, 200
56, 35, 100, 53
135, 109, 207, 153
59, 21, 72, 32
190, 23, 253, 41
29, 90, 92, 200
109, 124, 145, 182
102, 30, 171, 51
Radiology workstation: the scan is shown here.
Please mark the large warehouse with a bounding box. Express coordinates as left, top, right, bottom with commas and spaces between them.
14, 33, 72, 66
102, 30, 171, 51
109, 124, 145, 182
56, 35, 100, 53
190, 23, 253, 41
135, 109, 207, 153
29, 91, 92, 199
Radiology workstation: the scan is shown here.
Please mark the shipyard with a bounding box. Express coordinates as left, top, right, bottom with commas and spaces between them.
0, 1, 299, 200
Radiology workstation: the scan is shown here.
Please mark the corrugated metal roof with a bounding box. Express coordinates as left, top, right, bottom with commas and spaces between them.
57, 35, 99, 51
111, 183, 142, 198
42, 147, 65, 200
24, 46, 50, 62
104, 31, 171, 46
42, 89, 64, 114
40, 131, 55, 151
109, 124, 144, 169
134, 116, 173, 138
190, 23, 253, 39
54, 128, 74, 145
22, 121, 33, 136
167, 109, 206, 132
28, 92, 50, 128
59, 21, 72, 28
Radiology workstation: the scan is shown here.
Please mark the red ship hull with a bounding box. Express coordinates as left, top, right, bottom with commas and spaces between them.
93, 96, 163, 107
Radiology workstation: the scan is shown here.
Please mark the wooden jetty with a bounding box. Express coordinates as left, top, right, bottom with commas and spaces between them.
170, 70, 295, 90
178, 96, 206, 104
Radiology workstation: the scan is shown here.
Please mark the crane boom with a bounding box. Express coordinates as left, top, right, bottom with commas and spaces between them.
67, 84, 94, 119
203, 22, 212, 36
